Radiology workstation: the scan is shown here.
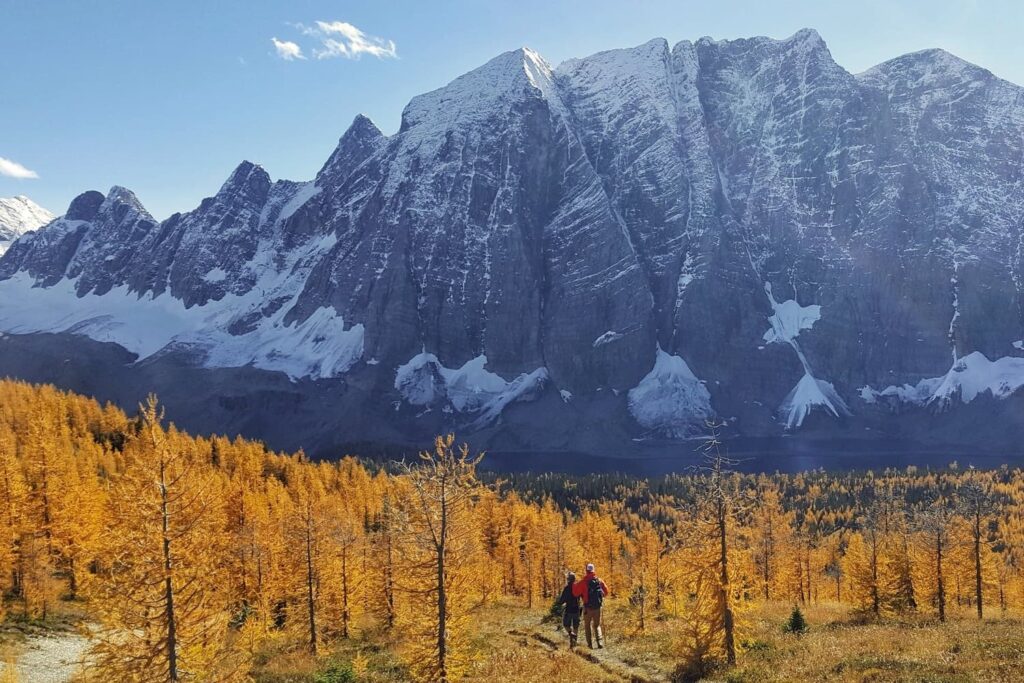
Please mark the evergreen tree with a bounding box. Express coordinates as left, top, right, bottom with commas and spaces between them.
784, 604, 808, 634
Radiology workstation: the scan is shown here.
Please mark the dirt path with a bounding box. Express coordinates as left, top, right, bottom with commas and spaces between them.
507, 623, 668, 683
0, 629, 89, 683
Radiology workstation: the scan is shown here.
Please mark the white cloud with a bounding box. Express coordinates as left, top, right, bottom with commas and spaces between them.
300, 20, 397, 60
0, 157, 39, 180
271, 37, 305, 61
272, 20, 396, 64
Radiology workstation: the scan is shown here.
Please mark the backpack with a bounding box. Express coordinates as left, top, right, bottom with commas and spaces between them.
586, 576, 604, 609
562, 586, 581, 613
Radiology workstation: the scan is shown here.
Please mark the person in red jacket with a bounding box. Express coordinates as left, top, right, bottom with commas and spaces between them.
572, 563, 610, 648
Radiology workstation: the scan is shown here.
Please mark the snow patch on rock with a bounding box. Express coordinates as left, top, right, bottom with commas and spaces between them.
278, 181, 321, 222
394, 352, 548, 426
757, 282, 846, 429
202, 267, 228, 283
628, 346, 713, 438
0, 271, 364, 380
862, 352, 1024, 407
779, 373, 849, 429
763, 284, 821, 344
593, 330, 624, 347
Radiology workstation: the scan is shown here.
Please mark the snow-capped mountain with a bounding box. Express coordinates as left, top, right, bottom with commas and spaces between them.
2, 30, 1024, 460
0, 195, 53, 255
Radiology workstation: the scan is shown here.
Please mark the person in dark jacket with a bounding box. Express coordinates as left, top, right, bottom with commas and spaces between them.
572, 563, 610, 648
556, 572, 582, 648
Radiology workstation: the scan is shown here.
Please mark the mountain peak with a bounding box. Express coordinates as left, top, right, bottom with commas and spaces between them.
104, 185, 143, 206
216, 161, 272, 203
65, 190, 106, 221
97, 186, 155, 226
857, 47, 993, 88
0, 195, 55, 250
399, 46, 557, 134
789, 27, 823, 45
1, 194, 51, 214
317, 115, 386, 184
348, 113, 382, 137
557, 37, 671, 79
694, 27, 828, 54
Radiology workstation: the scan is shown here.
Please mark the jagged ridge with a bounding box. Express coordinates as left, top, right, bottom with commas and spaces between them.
1, 30, 1024, 456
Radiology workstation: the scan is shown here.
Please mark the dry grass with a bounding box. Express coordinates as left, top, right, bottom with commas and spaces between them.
9, 597, 1024, 681
213, 599, 1024, 682
624, 601, 1024, 683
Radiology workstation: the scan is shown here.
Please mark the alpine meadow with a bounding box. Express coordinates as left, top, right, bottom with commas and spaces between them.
4, 3, 1024, 681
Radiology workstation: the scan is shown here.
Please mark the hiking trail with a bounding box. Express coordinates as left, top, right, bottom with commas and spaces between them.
507, 623, 667, 683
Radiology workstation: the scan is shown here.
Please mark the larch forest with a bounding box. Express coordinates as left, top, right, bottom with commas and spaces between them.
0, 380, 1022, 682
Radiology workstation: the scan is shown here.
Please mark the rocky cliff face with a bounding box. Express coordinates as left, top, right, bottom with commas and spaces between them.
2, 30, 1023, 460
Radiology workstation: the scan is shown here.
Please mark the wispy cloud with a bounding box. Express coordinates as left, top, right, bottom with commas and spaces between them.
271, 37, 305, 61
273, 20, 397, 63
307, 21, 397, 60
0, 156, 39, 179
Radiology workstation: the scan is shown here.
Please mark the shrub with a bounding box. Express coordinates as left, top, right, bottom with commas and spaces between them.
313, 660, 356, 683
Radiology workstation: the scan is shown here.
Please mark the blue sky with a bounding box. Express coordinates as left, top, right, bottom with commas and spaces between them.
2, 0, 1023, 219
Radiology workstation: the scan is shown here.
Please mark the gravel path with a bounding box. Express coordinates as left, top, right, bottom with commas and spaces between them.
0, 630, 89, 683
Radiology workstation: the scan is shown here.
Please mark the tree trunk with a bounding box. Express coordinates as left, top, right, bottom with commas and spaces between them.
718, 496, 736, 665
762, 544, 770, 601
936, 531, 945, 623
805, 543, 813, 605
341, 545, 350, 639
655, 553, 663, 610
159, 460, 179, 682
639, 571, 646, 632
437, 482, 449, 683
974, 512, 983, 620
39, 447, 52, 621
385, 531, 395, 628
871, 536, 880, 616
305, 513, 317, 655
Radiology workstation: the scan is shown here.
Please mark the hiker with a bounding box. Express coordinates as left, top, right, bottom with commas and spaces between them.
572, 562, 609, 649
556, 571, 582, 648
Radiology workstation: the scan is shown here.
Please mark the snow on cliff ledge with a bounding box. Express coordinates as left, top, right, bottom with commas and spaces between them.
394, 353, 548, 427
862, 352, 1024, 407
0, 272, 364, 380
628, 347, 713, 438
762, 284, 821, 345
